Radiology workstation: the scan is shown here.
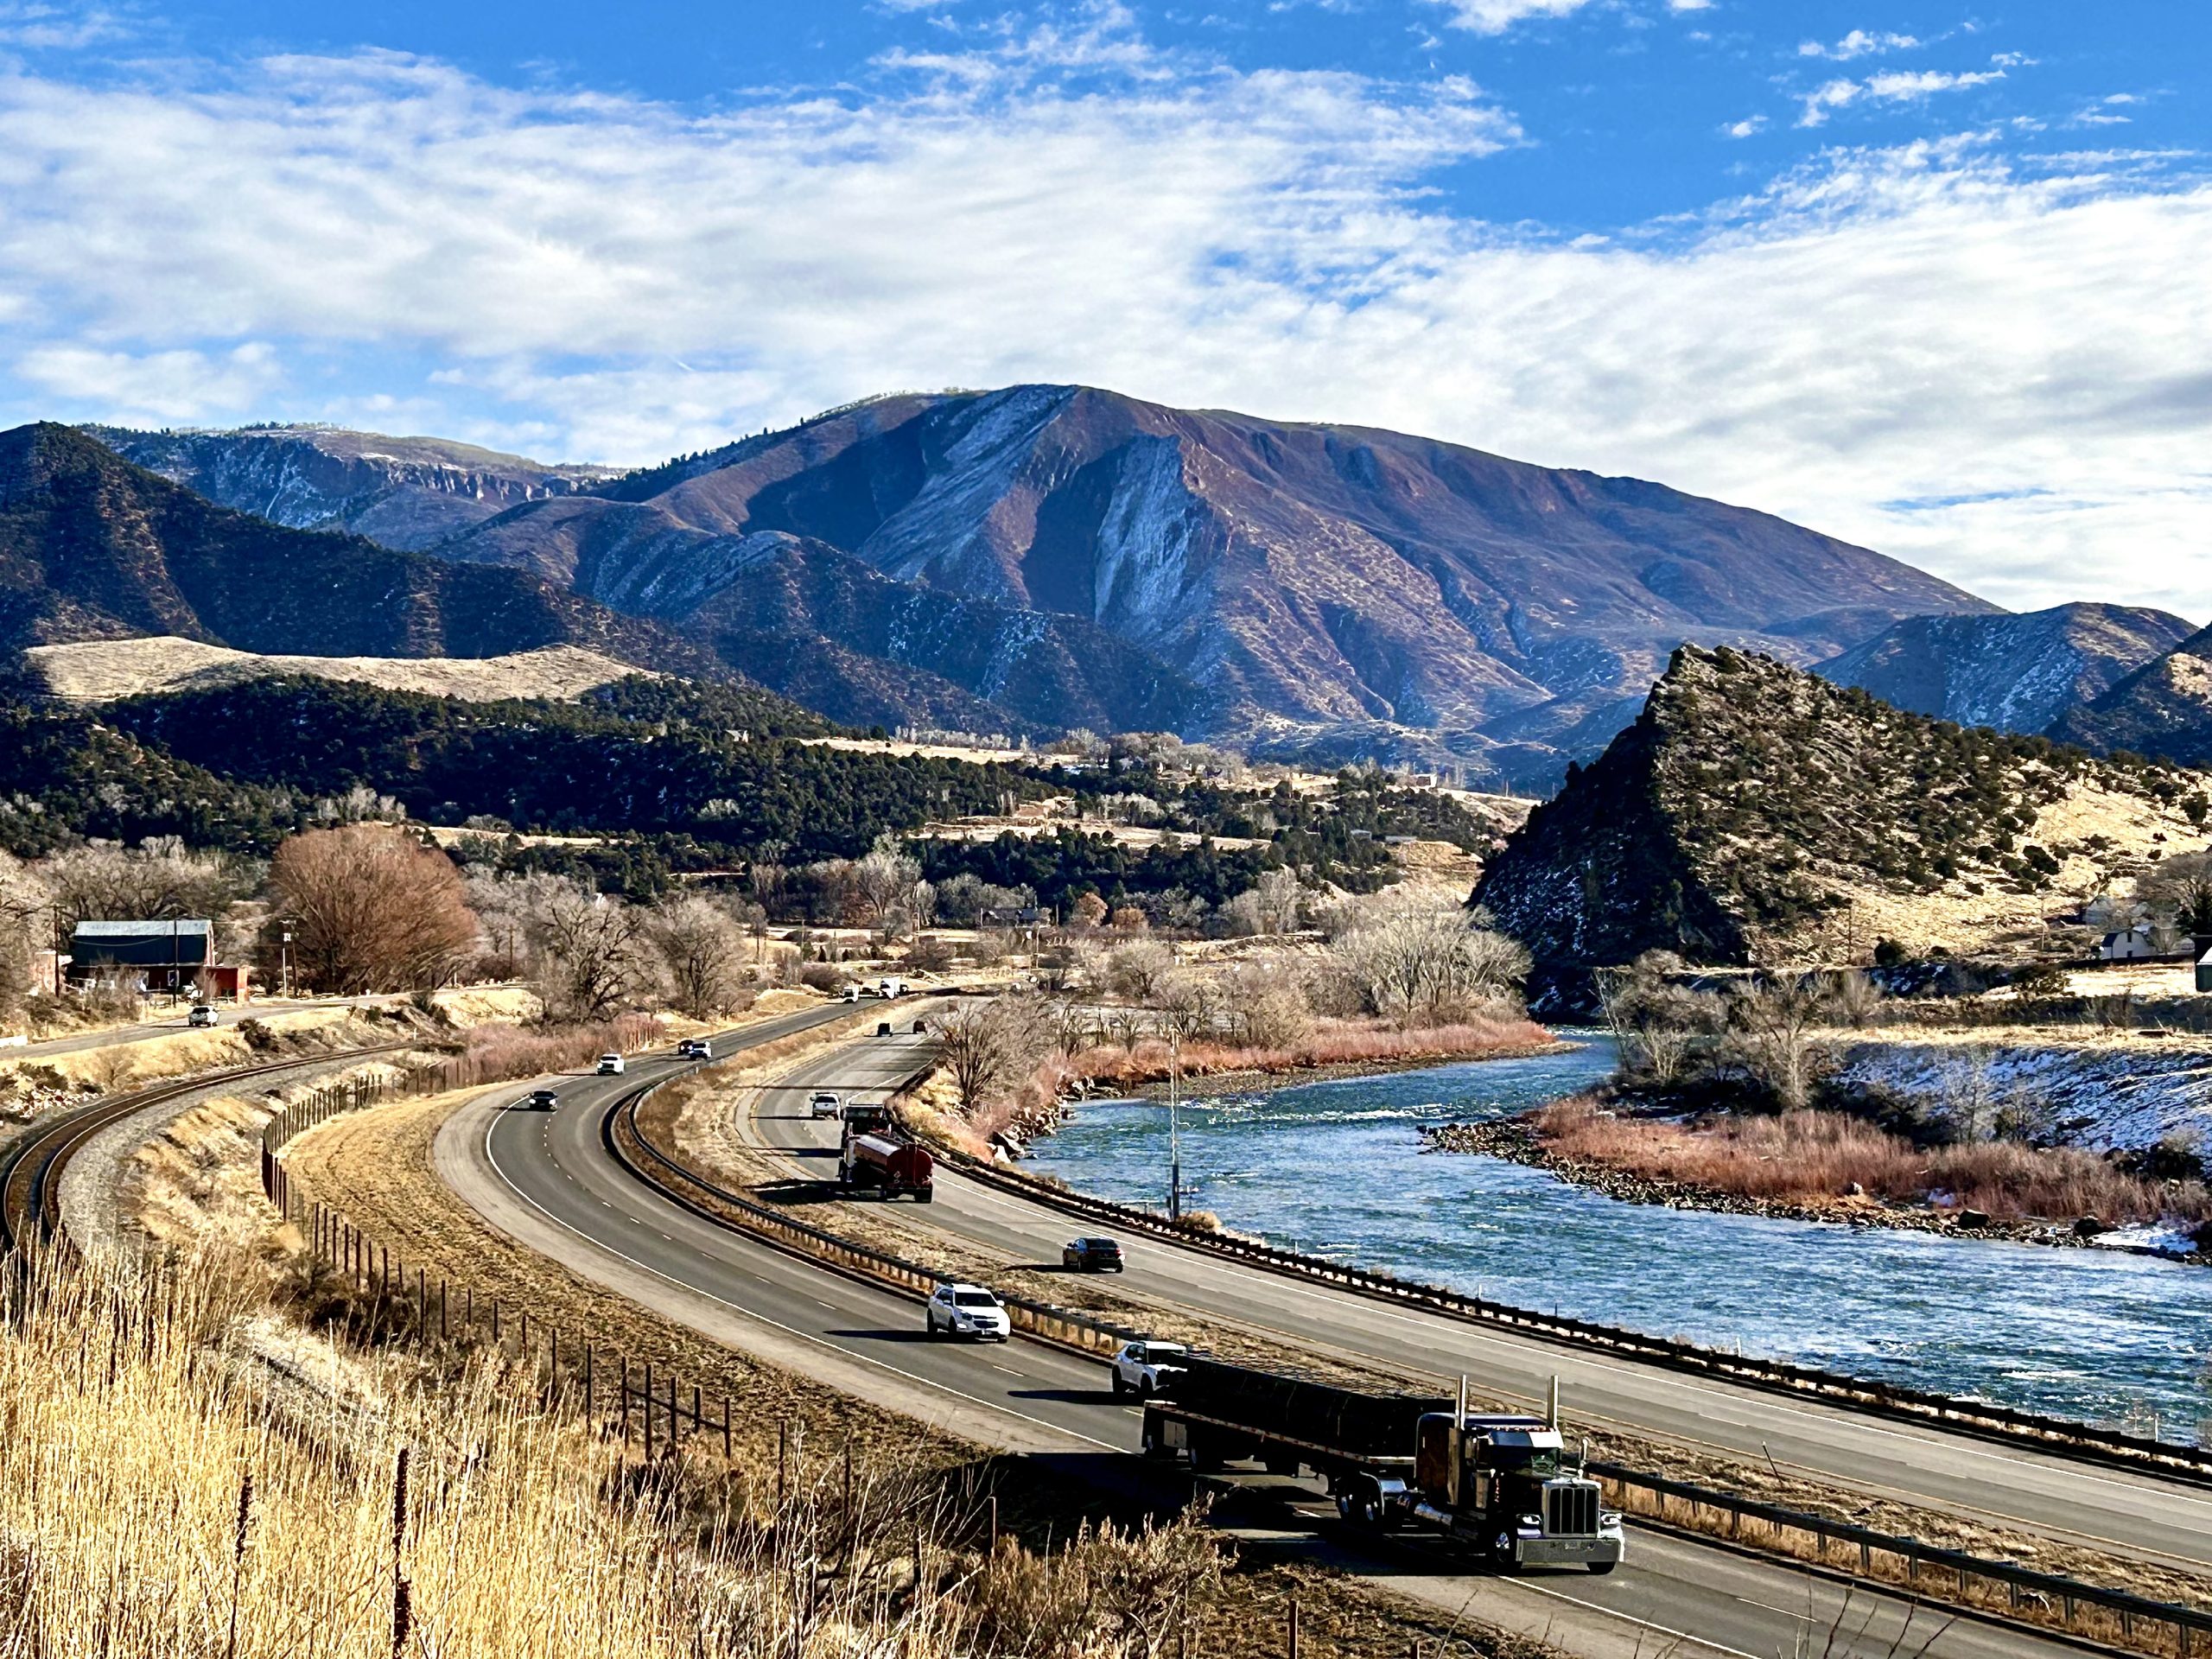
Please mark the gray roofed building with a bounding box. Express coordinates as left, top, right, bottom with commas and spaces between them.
70, 919, 213, 969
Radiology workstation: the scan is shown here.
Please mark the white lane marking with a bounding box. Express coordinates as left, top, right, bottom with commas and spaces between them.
990, 1364, 1024, 1377
1496, 1579, 1764, 1659
933, 1169, 2212, 1522
480, 1109, 1121, 1455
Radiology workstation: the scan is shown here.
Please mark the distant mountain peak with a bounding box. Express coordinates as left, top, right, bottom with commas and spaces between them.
1817, 602, 2196, 735
84, 422, 618, 552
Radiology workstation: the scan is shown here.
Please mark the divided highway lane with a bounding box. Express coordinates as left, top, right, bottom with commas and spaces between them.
756, 1029, 2212, 1575
446, 1025, 2082, 1659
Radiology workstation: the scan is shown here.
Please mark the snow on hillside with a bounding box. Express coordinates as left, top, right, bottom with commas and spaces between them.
1837, 1036, 2212, 1153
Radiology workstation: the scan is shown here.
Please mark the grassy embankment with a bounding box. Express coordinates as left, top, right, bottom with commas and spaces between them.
1064, 1014, 1561, 1091
0, 1244, 1302, 1659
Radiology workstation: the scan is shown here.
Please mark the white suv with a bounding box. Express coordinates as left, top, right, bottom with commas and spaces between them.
925, 1282, 1011, 1342
596, 1052, 626, 1076
1109, 1339, 1189, 1397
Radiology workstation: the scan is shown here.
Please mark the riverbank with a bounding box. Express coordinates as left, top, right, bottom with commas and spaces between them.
963, 1019, 1572, 1160
1063, 1016, 1566, 1095
1422, 1097, 2212, 1261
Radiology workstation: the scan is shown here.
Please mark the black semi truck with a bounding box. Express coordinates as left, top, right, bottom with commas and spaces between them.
1137, 1354, 1624, 1573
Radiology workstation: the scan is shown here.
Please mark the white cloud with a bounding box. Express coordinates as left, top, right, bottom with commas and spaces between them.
1725, 114, 1766, 138
0, 3, 130, 50
1799, 29, 1921, 61
15, 341, 281, 423
1798, 68, 2005, 127
1668, 0, 1714, 11
1425, 0, 1592, 35
0, 50, 2207, 614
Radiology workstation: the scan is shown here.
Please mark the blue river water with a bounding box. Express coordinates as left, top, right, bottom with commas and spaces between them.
1026, 1038, 2212, 1440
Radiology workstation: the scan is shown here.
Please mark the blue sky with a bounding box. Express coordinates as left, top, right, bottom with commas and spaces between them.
0, 0, 2206, 613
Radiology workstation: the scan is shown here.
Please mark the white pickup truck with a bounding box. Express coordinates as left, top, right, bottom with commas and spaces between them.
1108, 1338, 1189, 1398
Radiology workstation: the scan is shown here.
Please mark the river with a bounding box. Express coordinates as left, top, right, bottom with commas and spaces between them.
1025, 1037, 2212, 1440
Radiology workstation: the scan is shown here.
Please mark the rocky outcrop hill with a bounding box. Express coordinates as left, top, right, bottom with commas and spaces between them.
1472, 646, 2208, 971
1818, 603, 2194, 735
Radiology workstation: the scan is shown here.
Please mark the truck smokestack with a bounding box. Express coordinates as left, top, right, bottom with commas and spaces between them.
1548, 1375, 1560, 1430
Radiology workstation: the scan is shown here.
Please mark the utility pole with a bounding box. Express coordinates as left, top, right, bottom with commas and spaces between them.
281, 925, 294, 999
1167, 1027, 1182, 1223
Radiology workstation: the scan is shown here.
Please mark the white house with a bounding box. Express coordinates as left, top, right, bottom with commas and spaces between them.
2100, 925, 2160, 962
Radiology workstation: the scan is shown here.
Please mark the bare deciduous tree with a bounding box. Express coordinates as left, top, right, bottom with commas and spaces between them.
45, 838, 249, 932
1325, 899, 1529, 1027
0, 852, 48, 1007
517, 875, 656, 1022
1722, 977, 1828, 1111
934, 995, 1056, 1112
1106, 941, 1176, 1004
853, 836, 924, 925
649, 895, 749, 1019
269, 826, 478, 994
1217, 956, 1312, 1048
1594, 950, 1719, 1084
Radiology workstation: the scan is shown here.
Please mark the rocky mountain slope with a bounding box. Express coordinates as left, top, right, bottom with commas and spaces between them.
1817, 603, 2195, 735
0, 423, 721, 676
2049, 624, 2212, 767
86, 424, 616, 551
1472, 646, 2207, 973
99, 388, 1993, 779
440, 514, 1213, 737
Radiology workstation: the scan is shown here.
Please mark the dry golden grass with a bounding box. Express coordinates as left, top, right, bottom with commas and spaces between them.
1533, 1098, 2211, 1227
24, 636, 634, 702
2, 1246, 1364, 1659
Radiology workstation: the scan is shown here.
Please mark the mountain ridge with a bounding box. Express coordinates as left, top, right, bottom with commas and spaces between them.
86, 389, 1999, 779
0, 423, 734, 685
1472, 646, 2207, 977
1816, 603, 2196, 735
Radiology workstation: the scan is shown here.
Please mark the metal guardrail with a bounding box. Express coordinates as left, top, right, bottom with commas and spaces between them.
263, 1061, 2212, 1657
1594, 1460, 2212, 1657
925, 1140, 2212, 1483
607, 1085, 1140, 1359
618, 1077, 2212, 1658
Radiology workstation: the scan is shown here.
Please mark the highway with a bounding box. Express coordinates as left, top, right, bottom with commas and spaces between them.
753, 1023, 2212, 1577
437, 1007, 2102, 1659
6, 992, 411, 1060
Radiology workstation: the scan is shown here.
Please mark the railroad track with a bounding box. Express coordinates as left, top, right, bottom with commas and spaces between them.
0, 1045, 415, 1254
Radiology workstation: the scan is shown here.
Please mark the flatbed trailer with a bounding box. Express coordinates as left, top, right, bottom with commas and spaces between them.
1138, 1356, 1624, 1573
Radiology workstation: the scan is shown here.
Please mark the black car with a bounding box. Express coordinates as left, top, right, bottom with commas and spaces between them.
1061, 1236, 1125, 1273
524, 1088, 559, 1111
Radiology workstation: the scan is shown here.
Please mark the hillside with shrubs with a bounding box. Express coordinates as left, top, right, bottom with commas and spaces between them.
1474, 645, 2210, 970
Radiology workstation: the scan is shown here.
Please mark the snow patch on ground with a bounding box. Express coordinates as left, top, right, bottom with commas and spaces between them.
1836, 1037, 2212, 1152
2089, 1221, 2202, 1257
